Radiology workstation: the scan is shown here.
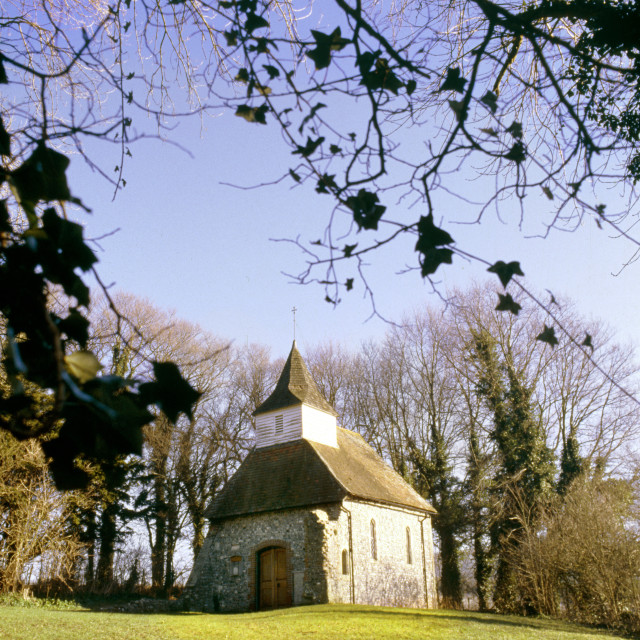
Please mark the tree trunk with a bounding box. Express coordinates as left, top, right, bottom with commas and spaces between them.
84, 508, 97, 589
163, 479, 179, 592
149, 416, 173, 591
467, 423, 491, 611
192, 513, 206, 558
436, 521, 463, 609
96, 505, 117, 591
150, 478, 166, 590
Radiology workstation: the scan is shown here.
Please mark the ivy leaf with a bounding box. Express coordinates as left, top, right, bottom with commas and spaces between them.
537, 325, 559, 348
487, 260, 524, 287
11, 143, 72, 204
289, 169, 301, 183
307, 27, 350, 70
343, 243, 358, 257
419, 247, 454, 277
0, 200, 10, 233
235, 104, 268, 124
58, 309, 91, 346
360, 58, 403, 95
406, 79, 417, 95
46, 456, 90, 490
542, 186, 554, 200
235, 68, 250, 83
448, 100, 467, 122
439, 67, 466, 93
298, 102, 326, 134
0, 59, 7, 84
345, 278, 354, 291
495, 293, 522, 315
139, 362, 201, 423
414, 214, 454, 276
0, 117, 10, 156
480, 91, 498, 113
64, 350, 103, 384
415, 214, 454, 253
263, 64, 280, 79
346, 189, 386, 230
356, 50, 380, 76
582, 333, 594, 350
329, 144, 342, 155
32, 208, 95, 306
292, 136, 325, 157
245, 12, 269, 33
307, 34, 332, 70
250, 37, 272, 55
506, 121, 523, 138
224, 30, 238, 47
41, 207, 97, 272
315, 173, 337, 194
504, 141, 526, 163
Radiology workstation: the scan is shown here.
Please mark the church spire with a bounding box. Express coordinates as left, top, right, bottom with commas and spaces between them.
253, 341, 337, 417
253, 342, 338, 448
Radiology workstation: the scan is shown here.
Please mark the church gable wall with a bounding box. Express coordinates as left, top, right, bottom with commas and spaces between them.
323, 500, 438, 608
183, 506, 332, 612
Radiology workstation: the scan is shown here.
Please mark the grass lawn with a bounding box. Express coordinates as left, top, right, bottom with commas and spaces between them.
0, 604, 631, 640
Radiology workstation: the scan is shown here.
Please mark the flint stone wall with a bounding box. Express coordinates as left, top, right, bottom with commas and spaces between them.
184, 506, 330, 612
324, 499, 438, 608
184, 499, 437, 612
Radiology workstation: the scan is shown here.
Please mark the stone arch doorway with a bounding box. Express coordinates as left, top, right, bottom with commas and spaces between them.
258, 546, 290, 610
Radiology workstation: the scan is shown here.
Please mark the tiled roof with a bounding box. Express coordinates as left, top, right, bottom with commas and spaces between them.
205, 428, 435, 521
253, 341, 337, 417
205, 439, 344, 520
310, 429, 435, 513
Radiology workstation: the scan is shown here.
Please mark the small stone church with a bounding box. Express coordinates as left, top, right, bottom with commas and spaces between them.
184, 342, 437, 612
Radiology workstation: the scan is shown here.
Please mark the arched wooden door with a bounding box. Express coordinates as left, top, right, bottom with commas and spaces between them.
258, 547, 289, 610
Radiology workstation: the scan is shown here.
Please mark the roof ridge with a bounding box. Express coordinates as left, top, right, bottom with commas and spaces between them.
310, 429, 436, 514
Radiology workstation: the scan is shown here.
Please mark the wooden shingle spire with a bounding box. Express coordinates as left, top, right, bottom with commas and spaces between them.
253, 341, 337, 417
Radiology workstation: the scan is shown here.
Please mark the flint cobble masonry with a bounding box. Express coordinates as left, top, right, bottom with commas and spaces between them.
184, 499, 436, 612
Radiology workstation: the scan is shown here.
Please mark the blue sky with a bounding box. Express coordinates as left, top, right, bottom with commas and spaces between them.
51, 0, 640, 364
65, 103, 640, 362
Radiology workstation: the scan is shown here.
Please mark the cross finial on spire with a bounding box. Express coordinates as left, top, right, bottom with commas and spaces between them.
292, 306, 297, 341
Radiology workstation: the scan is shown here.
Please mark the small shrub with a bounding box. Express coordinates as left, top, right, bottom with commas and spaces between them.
508, 474, 640, 634
0, 592, 80, 609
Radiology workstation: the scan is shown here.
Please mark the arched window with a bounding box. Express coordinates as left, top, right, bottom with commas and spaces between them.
370, 519, 377, 560
341, 549, 349, 575
406, 527, 412, 564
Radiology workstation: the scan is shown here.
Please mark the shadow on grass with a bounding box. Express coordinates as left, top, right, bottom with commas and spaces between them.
65, 602, 635, 638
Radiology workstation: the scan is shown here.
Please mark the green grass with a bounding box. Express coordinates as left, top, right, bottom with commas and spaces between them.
0, 604, 631, 640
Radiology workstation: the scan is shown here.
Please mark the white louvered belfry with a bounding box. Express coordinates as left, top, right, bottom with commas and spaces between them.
253, 341, 338, 449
